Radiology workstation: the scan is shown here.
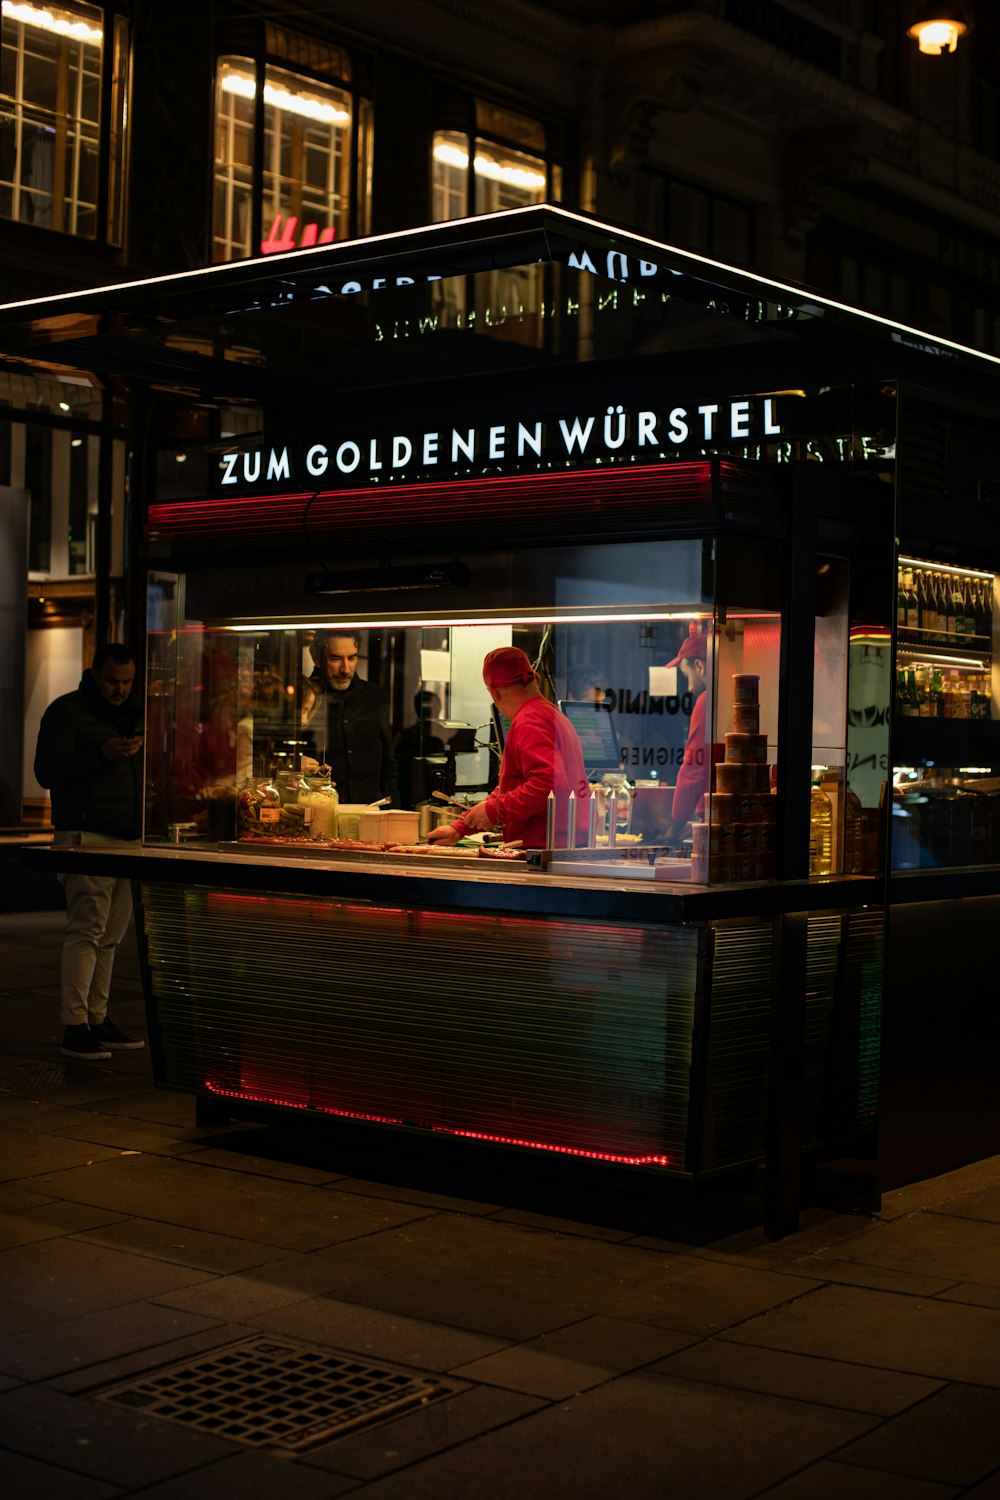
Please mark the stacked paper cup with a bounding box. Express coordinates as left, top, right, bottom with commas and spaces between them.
691, 674, 775, 883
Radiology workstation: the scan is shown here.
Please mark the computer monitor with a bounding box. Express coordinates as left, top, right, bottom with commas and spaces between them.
557, 700, 623, 775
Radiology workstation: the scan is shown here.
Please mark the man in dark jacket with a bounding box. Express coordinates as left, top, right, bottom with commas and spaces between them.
311, 631, 397, 804
34, 643, 146, 1063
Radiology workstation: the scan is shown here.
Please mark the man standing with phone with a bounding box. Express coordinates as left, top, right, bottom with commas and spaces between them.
34, 643, 146, 1062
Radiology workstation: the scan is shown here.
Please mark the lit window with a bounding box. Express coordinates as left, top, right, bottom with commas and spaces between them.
0, 0, 127, 240
431, 102, 558, 346
213, 53, 370, 262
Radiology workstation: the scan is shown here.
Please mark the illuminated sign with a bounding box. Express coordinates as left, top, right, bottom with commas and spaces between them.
219, 397, 783, 487
261, 214, 336, 256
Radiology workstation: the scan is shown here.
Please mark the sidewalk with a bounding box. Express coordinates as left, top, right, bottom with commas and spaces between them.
2, 908, 1000, 1499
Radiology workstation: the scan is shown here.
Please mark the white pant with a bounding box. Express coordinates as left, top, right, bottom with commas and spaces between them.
55, 832, 138, 1028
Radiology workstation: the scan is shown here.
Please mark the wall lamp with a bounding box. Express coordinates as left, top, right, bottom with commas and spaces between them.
907, 3, 972, 54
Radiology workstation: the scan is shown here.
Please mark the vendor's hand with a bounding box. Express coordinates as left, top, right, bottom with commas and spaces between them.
300, 756, 319, 773
103, 736, 142, 762
426, 821, 463, 845
459, 799, 495, 832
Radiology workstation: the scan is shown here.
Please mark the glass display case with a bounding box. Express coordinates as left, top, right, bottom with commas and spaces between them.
891, 555, 999, 871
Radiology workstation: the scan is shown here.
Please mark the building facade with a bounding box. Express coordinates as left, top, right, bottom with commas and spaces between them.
1, 0, 996, 824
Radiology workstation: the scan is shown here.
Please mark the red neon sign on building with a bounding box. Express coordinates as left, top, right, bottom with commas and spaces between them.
261, 214, 336, 255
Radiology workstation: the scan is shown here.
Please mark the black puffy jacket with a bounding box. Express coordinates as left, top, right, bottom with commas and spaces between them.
34, 674, 143, 838
314, 675, 397, 805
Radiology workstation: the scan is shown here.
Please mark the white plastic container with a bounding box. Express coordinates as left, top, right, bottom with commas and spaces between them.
382, 809, 420, 842
357, 809, 387, 841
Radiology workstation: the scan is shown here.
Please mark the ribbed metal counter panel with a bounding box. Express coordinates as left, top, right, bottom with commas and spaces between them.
699, 919, 774, 1172
141, 884, 700, 1171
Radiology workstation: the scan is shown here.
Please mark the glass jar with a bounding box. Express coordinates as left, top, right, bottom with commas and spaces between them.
298, 776, 339, 839
237, 777, 281, 835
600, 772, 633, 835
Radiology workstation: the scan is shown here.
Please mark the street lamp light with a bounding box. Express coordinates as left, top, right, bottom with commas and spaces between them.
906, 3, 972, 54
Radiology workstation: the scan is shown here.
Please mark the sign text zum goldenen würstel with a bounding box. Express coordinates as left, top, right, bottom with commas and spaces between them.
219, 397, 784, 487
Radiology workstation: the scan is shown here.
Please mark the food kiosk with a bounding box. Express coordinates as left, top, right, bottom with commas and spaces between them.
11, 207, 1000, 1232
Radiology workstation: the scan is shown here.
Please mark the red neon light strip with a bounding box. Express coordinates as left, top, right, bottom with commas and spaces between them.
205, 1080, 404, 1126
430, 1126, 669, 1168
203, 1080, 670, 1168
147, 461, 728, 543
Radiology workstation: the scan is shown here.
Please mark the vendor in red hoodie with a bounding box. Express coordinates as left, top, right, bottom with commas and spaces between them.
666, 628, 711, 838
427, 646, 590, 848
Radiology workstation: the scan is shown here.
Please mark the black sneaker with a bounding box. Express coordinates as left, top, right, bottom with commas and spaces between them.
91, 1018, 145, 1051
61, 1025, 112, 1063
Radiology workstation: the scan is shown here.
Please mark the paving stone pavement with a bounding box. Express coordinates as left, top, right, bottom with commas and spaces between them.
2, 908, 1000, 1498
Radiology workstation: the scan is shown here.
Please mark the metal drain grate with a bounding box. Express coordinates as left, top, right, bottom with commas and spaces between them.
0, 1059, 69, 1092
96, 1334, 454, 1451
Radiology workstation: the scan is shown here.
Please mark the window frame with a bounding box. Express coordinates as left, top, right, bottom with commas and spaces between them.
0, 0, 130, 246
430, 91, 561, 224
211, 24, 372, 264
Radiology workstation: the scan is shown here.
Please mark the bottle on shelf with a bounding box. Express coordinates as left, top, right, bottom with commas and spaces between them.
949, 574, 966, 647
952, 671, 969, 720
971, 675, 985, 721
973, 579, 987, 642
844, 784, 864, 874
905, 569, 920, 640
933, 571, 949, 642
984, 578, 994, 644
920, 571, 938, 639
930, 667, 944, 717
899, 564, 917, 636
809, 776, 833, 876
915, 665, 932, 716
960, 578, 976, 644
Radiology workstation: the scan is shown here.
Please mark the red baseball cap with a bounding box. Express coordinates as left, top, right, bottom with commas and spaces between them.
664, 630, 709, 669
483, 646, 536, 688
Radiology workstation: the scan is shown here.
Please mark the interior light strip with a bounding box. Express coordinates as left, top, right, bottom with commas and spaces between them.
898, 555, 994, 581
433, 141, 546, 191
220, 68, 350, 126
1, 0, 102, 43
218, 612, 777, 631
896, 648, 986, 668
222, 611, 712, 632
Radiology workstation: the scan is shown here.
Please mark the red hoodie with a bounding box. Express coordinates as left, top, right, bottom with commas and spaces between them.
454, 695, 590, 848
671, 689, 708, 830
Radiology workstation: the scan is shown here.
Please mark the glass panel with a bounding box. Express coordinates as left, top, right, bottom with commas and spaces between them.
212, 56, 256, 262
143, 541, 784, 887
0, 0, 104, 236
24, 420, 52, 571
431, 127, 550, 342
472, 136, 547, 214
431, 127, 468, 222
262, 62, 351, 249
67, 428, 96, 574
892, 555, 998, 871
105, 12, 129, 246
213, 56, 357, 261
